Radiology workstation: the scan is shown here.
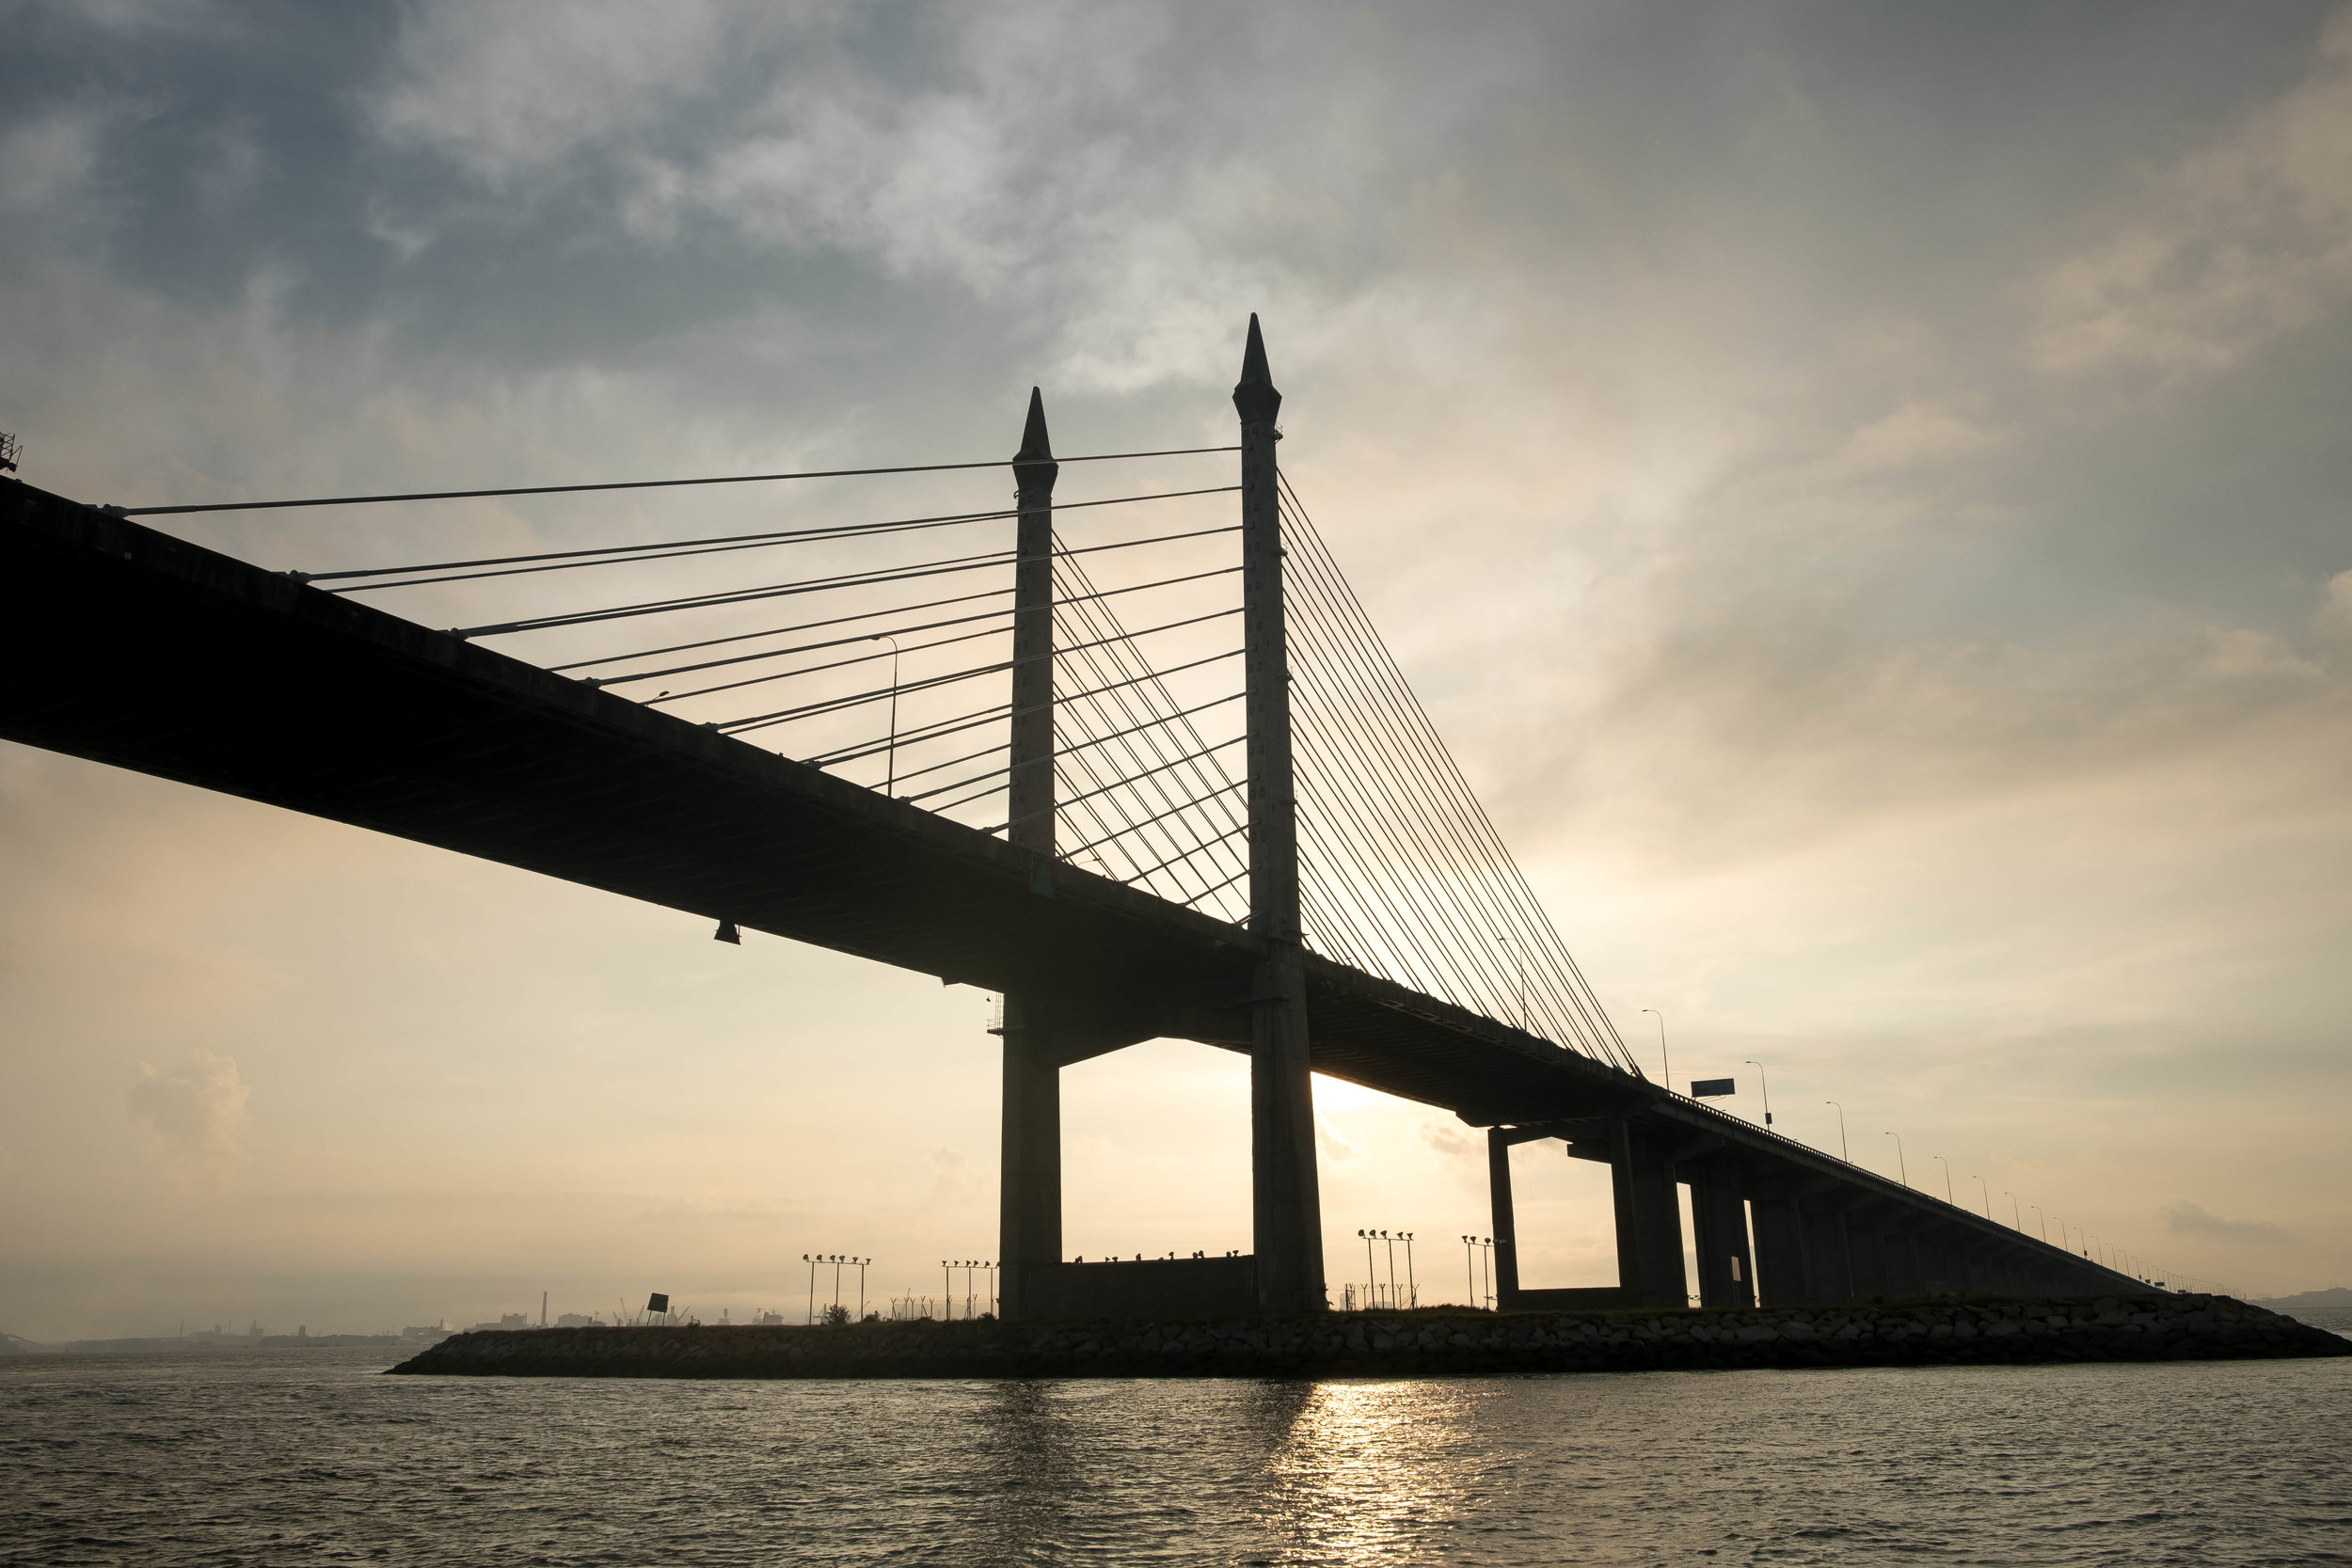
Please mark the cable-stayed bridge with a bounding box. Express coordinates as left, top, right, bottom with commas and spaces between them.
0, 318, 2142, 1318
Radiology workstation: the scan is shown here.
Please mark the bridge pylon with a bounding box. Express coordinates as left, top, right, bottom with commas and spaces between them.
998, 388, 1063, 1323
1235, 315, 1327, 1313
993, 324, 1328, 1321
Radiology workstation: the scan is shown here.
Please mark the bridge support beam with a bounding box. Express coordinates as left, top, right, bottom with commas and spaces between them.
997, 998, 1063, 1322
1689, 1161, 1755, 1308
1488, 1119, 1685, 1311
1613, 1121, 1689, 1308
1749, 1195, 1810, 1307
1237, 316, 1325, 1313
1487, 1128, 1523, 1305
1804, 1202, 1856, 1304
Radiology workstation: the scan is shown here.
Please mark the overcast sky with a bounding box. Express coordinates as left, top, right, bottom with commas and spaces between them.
4, 1, 2349, 1339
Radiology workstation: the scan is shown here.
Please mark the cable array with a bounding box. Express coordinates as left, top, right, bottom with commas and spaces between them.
1036, 539, 1251, 923
241, 439, 1626, 1069
279, 452, 1245, 851
1277, 473, 1642, 1075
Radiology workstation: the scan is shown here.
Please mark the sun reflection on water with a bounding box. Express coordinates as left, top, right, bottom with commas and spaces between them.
1254, 1381, 1508, 1562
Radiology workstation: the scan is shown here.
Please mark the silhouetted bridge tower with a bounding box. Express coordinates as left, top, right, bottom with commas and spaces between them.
0, 318, 2144, 1316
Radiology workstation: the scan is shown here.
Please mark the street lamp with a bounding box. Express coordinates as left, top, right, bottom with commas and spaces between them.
1359, 1229, 1378, 1308
2006, 1191, 2021, 1231
1744, 1060, 1774, 1126
802, 1254, 818, 1324
1825, 1101, 1849, 1161
1885, 1132, 1909, 1187
1460, 1234, 1477, 1309
1975, 1175, 1993, 1221
1380, 1229, 1399, 1308
1933, 1154, 1953, 1205
1401, 1232, 1417, 1309
1642, 1009, 1669, 1087
2033, 1205, 2047, 1243
868, 635, 901, 796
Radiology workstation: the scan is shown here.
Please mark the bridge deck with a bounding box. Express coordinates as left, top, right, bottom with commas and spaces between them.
0, 479, 2134, 1293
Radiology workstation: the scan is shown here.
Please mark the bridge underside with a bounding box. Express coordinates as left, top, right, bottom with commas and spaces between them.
0, 482, 2142, 1308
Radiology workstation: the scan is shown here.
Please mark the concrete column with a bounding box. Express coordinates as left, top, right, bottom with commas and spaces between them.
1487, 1128, 1521, 1307
998, 392, 1062, 1324
1237, 316, 1324, 1312
1883, 1229, 1923, 1298
997, 998, 1062, 1322
1849, 1219, 1889, 1297
1612, 1121, 1687, 1307
1688, 1161, 1755, 1307
1749, 1195, 1810, 1306
1803, 1203, 1854, 1303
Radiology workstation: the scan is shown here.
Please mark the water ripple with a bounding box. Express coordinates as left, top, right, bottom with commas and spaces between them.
0, 1350, 2344, 1564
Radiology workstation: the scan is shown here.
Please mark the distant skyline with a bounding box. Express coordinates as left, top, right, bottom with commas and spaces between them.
5, 2, 2351, 1340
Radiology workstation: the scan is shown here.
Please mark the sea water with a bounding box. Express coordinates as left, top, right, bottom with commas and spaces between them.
3, 1346, 2346, 1564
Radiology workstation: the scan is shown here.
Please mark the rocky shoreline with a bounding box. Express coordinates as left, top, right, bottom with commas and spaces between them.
389, 1292, 2346, 1380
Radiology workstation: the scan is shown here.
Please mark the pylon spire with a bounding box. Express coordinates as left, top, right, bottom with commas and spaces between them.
1014, 386, 1056, 473
1232, 313, 1281, 424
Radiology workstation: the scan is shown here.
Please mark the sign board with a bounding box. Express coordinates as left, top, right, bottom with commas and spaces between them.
1690, 1078, 1737, 1098
645, 1292, 670, 1314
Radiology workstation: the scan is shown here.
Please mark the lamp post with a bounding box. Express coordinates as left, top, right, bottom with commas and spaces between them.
940, 1260, 951, 1321
868, 634, 901, 796
854, 1258, 870, 1321
1380, 1229, 1399, 1310
2006, 1191, 2021, 1231
1359, 1229, 1378, 1308
1933, 1154, 1954, 1205
1975, 1176, 1993, 1222
1480, 1237, 1493, 1310
831, 1255, 845, 1319
803, 1254, 817, 1325
2033, 1206, 2047, 1243
1745, 1059, 1773, 1126
1401, 1232, 1417, 1309
1642, 1009, 1669, 1088
1461, 1234, 1477, 1309
1825, 1101, 1849, 1161
1885, 1132, 1909, 1187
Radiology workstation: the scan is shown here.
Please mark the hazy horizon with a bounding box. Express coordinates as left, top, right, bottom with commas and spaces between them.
6, 1, 2351, 1342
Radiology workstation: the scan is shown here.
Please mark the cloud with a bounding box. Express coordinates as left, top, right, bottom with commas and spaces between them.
1316, 1114, 1361, 1164
2032, 8, 2352, 379
2315, 570, 2352, 650
1417, 1119, 1474, 1159
2165, 1200, 2288, 1244
127, 1049, 250, 1188
367, 0, 733, 187
0, 104, 121, 217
